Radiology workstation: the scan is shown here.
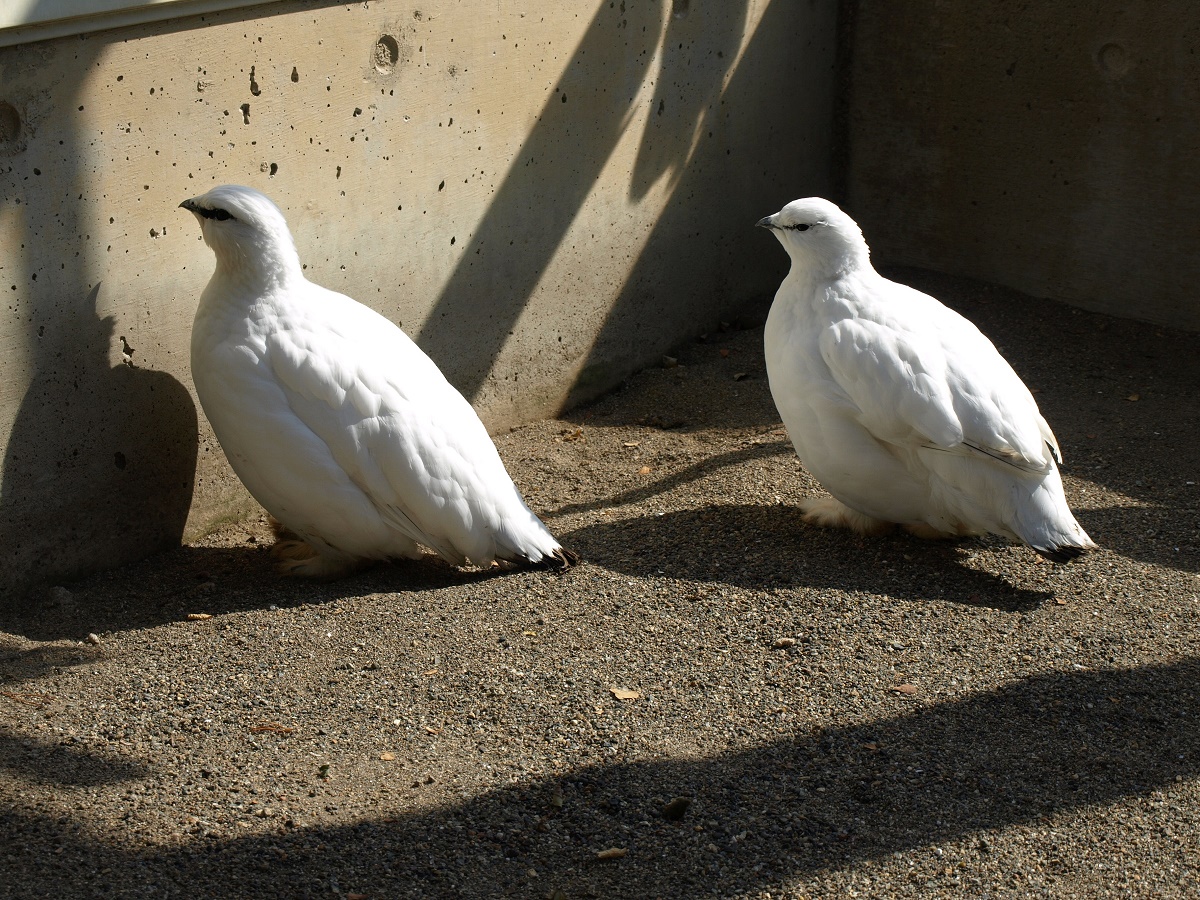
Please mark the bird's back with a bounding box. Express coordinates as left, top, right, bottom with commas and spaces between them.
192, 277, 561, 566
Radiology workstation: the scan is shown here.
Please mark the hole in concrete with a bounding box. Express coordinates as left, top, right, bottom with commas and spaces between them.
374, 34, 400, 75
0, 101, 22, 149
291, 67, 299, 83
1097, 42, 1131, 77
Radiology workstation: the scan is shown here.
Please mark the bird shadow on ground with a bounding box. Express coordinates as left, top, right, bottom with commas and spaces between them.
1072, 504, 1199, 574
0, 725, 150, 788
563, 504, 1052, 611
0, 545, 503, 643
2, 658, 1195, 896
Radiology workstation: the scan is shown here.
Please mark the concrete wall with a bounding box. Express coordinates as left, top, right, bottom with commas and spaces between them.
0, 0, 841, 596
845, 1, 1200, 331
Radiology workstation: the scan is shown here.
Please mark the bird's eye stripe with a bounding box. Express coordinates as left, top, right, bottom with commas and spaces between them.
196, 207, 235, 221
784, 223, 812, 232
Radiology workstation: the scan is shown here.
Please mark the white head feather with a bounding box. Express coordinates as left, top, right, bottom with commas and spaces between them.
757, 197, 870, 277
180, 185, 302, 291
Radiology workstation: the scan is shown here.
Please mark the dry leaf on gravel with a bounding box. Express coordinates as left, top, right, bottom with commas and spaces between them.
379, 752, 395, 761
249, 723, 294, 734
890, 684, 918, 695
610, 687, 640, 701
186, 613, 212, 620
596, 847, 628, 860
0, 690, 50, 708
637, 466, 651, 475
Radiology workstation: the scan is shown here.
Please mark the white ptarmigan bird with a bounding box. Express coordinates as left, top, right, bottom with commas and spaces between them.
181, 185, 577, 577
757, 197, 1095, 561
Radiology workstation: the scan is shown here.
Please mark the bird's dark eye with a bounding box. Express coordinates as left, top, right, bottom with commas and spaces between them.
796, 224, 810, 232
194, 206, 235, 221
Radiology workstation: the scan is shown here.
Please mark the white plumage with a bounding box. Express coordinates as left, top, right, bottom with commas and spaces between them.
181, 185, 576, 578
757, 197, 1095, 561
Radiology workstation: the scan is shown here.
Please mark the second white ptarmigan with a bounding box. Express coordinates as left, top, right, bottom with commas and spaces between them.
181, 185, 577, 577
757, 197, 1095, 561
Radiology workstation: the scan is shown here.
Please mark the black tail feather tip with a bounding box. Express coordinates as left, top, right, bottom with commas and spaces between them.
550, 546, 581, 569
511, 546, 581, 571
1035, 543, 1089, 563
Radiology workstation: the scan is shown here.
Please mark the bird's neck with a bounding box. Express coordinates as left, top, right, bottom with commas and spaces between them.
210, 235, 304, 296
787, 242, 871, 283
778, 250, 877, 321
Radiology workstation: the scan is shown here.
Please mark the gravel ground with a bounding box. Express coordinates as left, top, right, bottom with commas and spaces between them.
2, 268, 1198, 899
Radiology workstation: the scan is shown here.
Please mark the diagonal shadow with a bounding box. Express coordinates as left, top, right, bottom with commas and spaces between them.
416, 0, 762, 404
563, 504, 1052, 610
0, 659, 1195, 895
543, 440, 791, 520
627, 1, 754, 201
565, 0, 841, 411
415, 0, 675, 398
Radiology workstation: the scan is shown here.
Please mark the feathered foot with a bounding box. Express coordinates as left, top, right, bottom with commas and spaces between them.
800, 497, 893, 536
903, 522, 963, 540
269, 519, 367, 580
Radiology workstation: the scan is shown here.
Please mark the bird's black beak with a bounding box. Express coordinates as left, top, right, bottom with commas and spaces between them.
755, 216, 775, 229
179, 199, 200, 213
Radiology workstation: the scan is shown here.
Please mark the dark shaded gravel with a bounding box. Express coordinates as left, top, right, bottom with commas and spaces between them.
2, 268, 1198, 899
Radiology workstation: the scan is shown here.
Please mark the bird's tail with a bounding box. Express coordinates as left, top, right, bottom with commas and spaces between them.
1013, 467, 1097, 563
495, 509, 580, 569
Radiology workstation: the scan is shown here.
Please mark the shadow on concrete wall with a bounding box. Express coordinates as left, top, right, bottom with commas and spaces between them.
566, 0, 834, 408
0, 657, 1194, 894
0, 22, 197, 602
1, 0, 833, 599
415, 0, 760, 401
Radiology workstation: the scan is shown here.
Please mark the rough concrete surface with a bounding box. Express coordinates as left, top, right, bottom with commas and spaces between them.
0, 0, 839, 594
846, 0, 1200, 331
1, 269, 1198, 898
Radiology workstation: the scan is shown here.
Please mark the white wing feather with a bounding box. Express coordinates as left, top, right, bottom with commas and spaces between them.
264, 283, 556, 566
819, 281, 1056, 472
